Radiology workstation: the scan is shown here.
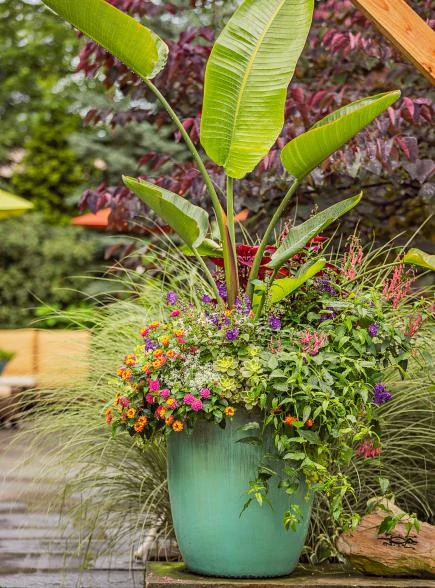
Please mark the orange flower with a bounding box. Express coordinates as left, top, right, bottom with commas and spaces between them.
153, 349, 164, 358
126, 407, 137, 419
166, 398, 178, 409
152, 357, 166, 369
155, 406, 166, 420
149, 321, 160, 329
134, 422, 145, 433
224, 406, 235, 417
121, 368, 132, 381
174, 329, 185, 338
284, 415, 298, 426
124, 354, 137, 367
224, 309, 233, 317
160, 336, 170, 347
172, 420, 184, 432
137, 416, 148, 427
306, 418, 315, 428
142, 363, 151, 374
105, 407, 112, 416
166, 350, 177, 359
165, 416, 175, 426
106, 413, 113, 424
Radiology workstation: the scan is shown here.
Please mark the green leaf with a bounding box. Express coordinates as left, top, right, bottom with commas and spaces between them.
253, 259, 325, 308
200, 0, 314, 179
267, 193, 362, 270
123, 176, 209, 248
403, 248, 435, 271
378, 477, 390, 494
281, 91, 400, 179
179, 239, 223, 257
42, 0, 168, 80
283, 451, 306, 461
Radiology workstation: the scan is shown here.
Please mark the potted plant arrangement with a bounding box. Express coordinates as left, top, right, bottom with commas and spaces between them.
0, 349, 15, 375
42, 0, 434, 578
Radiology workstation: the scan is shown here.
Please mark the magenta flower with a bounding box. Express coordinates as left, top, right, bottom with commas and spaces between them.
191, 399, 203, 412
160, 388, 171, 399
149, 379, 160, 392
183, 393, 195, 405
170, 310, 181, 318
200, 388, 211, 399
145, 393, 155, 404
119, 396, 130, 408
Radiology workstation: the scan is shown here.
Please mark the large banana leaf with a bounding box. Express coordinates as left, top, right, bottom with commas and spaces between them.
42, 0, 168, 80
253, 259, 326, 308
123, 176, 209, 249
201, 0, 313, 179
281, 91, 400, 179
267, 192, 362, 270
403, 248, 435, 271
180, 239, 223, 257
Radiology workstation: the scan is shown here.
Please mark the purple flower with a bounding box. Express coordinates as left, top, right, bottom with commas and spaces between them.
315, 277, 337, 297
202, 294, 212, 304
144, 339, 157, 352
269, 316, 281, 331
368, 324, 378, 337
183, 393, 195, 405
225, 328, 239, 341
207, 314, 221, 330
216, 282, 227, 300
166, 291, 177, 305
373, 383, 393, 405
200, 388, 211, 399
191, 398, 203, 412
236, 296, 252, 316
320, 307, 337, 322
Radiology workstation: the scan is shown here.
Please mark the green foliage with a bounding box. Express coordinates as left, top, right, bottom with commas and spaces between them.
200, 0, 314, 178
43, 0, 168, 81
0, 213, 104, 328
123, 176, 209, 249
0, 0, 79, 157
10, 108, 84, 223
280, 92, 400, 180
0, 349, 15, 361
404, 248, 435, 271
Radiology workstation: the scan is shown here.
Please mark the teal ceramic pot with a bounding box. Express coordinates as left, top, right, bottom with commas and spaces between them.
167, 409, 313, 578
0, 360, 8, 374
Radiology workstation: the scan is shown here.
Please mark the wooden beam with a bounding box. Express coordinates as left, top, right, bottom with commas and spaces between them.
351, 0, 435, 85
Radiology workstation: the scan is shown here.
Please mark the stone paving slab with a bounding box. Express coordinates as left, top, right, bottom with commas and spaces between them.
0, 569, 144, 587
146, 562, 435, 588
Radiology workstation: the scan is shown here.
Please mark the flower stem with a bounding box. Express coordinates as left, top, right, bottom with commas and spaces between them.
193, 249, 222, 304
247, 179, 300, 300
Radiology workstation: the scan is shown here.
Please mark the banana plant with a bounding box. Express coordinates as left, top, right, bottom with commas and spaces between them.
41, 0, 401, 313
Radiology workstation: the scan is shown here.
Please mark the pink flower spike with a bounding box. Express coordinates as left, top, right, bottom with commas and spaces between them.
200, 388, 211, 399
191, 399, 203, 412
149, 379, 160, 392
160, 388, 171, 399
183, 393, 195, 405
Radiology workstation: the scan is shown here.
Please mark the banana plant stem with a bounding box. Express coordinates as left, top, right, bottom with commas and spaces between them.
247, 179, 300, 300
226, 176, 236, 249
144, 79, 237, 306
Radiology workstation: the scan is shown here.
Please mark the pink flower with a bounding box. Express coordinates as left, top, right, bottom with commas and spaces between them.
299, 330, 328, 356
343, 236, 364, 280
170, 310, 181, 317
160, 388, 171, 399
382, 264, 415, 308
200, 388, 211, 399
119, 396, 130, 408
183, 394, 195, 405
191, 399, 203, 412
145, 393, 155, 404
355, 439, 382, 459
149, 379, 160, 392
404, 312, 422, 337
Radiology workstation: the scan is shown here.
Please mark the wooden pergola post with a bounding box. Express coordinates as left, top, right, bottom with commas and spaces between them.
351, 0, 435, 85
